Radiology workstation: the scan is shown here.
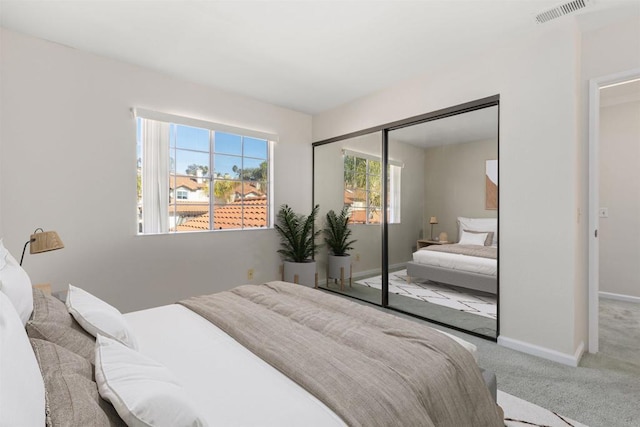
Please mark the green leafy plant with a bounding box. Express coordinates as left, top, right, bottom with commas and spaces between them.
323, 207, 357, 256
274, 204, 321, 263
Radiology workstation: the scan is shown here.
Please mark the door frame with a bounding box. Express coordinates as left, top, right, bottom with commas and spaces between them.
588, 68, 640, 354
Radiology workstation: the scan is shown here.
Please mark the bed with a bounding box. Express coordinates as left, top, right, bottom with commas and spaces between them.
407, 217, 498, 295
0, 240, 503, 427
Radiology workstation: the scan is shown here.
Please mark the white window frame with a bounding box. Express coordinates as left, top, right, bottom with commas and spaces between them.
135, 108, 276, 234
176, 189, 189, 200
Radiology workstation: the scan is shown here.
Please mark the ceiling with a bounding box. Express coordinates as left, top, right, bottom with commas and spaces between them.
390, 105, 498, 148
601, 79, 640, 106
1, 0, 638, 114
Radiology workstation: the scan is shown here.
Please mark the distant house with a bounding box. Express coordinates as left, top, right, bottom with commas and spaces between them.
170, 172, 208, 202
233, 182, 264, 200
168, 180, 266, 231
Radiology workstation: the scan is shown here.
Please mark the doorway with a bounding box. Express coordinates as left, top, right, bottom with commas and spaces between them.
588, 69, 640, 354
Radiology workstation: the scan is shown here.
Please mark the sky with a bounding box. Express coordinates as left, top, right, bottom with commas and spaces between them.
137, 120, 268, 177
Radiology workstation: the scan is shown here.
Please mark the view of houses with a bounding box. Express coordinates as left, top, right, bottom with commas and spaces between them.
167, 166, 268, 231
137, 124, 271, 233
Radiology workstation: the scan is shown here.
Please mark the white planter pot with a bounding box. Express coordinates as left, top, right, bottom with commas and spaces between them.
327, 255, 352, 290
283, 260, 317, 288
328, 255, 351, 280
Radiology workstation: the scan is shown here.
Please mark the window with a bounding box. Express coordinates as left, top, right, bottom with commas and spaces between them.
135, 109, 273, 234
343, 150, 401, 225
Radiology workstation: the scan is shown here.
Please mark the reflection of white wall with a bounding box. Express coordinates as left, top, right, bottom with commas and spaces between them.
314, 133, 383, 278
423, 139, 497, 241
388, 140, 425, 265
314, 134, 424, 278
599, 98, 640, 298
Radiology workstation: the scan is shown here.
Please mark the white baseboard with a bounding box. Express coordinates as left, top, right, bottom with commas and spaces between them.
497, 336, 584, 367
599, 291, 640, 303
351, 263, 406, 281
318, 263, 406, 282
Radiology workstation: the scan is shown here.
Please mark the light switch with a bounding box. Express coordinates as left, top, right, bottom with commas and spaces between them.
599, 208, 609, 218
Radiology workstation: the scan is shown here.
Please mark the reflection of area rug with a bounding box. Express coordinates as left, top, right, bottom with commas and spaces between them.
355, 269, 497, 319
499, 391, 587, 427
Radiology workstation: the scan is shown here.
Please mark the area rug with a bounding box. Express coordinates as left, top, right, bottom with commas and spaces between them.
354, 269, 497, 319
499, 390, 587, 427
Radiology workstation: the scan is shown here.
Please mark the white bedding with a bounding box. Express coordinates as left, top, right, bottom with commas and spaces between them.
413, 245, 497, 276
124, 304, 345, 427
124, 303, 478, 426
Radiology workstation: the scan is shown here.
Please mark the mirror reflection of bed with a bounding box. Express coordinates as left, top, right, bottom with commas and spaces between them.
314, 99, 498, 340
390, 106, 498, 338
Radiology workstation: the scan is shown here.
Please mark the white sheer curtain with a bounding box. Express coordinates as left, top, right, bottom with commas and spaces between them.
141, 118, 170, 233
389, 165, 402, 223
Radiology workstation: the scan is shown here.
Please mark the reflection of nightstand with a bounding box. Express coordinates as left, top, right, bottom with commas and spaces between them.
416, 240, 452, 249
33, 283, 52, 295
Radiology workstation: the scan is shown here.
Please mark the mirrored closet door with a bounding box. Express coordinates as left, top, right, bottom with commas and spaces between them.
387, 105, 498, 338
313, 96, 499, 340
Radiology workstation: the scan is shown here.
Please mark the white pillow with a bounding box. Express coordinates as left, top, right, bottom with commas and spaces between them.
66, 284, 138, 350
95, 335, 208, 427
457, 217, 498, 246
458, 229, 488, 246
0, 238, 34, 325
0, 291, 46, 426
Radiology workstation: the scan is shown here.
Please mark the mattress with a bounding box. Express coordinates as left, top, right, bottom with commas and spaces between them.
413, 245, 497, 276
124, 303, 478, 425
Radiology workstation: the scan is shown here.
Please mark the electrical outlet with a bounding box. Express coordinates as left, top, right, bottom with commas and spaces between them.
247, 269, 254, 280
355, 253, 361, 262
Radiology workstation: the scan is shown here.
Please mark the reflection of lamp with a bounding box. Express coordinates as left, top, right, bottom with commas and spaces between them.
20, 228, 65, 266
429, 216, 438, 240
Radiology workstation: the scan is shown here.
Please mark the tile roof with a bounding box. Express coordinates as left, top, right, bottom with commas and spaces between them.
175, 196, 268, 231
349, 208, 381, 224
170, 175, 206, 191
170, 202, 209, 215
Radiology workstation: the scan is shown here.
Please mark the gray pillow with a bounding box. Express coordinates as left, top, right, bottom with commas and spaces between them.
30, 338, 125, 427
27, 288, 96, 362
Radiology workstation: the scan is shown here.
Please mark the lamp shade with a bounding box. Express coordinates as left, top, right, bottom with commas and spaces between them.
429, 216, 438, 225
29, 230, 64, 254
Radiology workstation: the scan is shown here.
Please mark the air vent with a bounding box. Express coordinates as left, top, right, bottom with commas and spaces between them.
535, 0, 592, 24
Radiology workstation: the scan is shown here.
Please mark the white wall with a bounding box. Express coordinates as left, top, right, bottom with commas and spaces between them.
0, 29, 312, 312
423, 139, 497, 241
0, 27, 4, 238
598, 99, 640, 298
578, 15, 640, 349
314, 22, 582, 357
388, 139, 425, 266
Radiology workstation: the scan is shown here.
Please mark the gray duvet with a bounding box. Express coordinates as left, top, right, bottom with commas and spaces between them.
180, 281, 502, 427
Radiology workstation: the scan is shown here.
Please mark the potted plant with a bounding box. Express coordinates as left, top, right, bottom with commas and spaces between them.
323, 207, 357, 289
274, 204, 321, 287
